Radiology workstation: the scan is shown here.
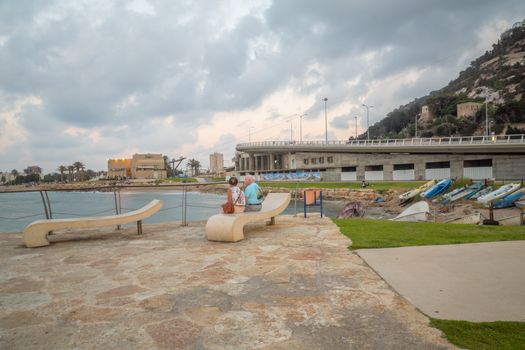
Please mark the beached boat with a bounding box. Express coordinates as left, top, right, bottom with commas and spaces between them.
422, 178, 453, 199
469, 186, 492, 200
441, 186, 466, 203
444, 182, 484, 203
491, 188, 525, 209
445, 212, 481, 225
398, 179, 436, 204
391, 201, 429, 222
477, 183, 521, 204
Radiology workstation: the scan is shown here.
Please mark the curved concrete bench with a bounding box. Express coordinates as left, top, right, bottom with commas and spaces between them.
206, 192, 291, 242
23, 199, 163, 248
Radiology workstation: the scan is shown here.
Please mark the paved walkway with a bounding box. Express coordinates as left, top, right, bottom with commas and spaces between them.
0, 216, 453, 349
357, 241, 525, 322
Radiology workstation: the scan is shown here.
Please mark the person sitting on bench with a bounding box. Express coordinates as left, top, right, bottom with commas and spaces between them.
244, 175, 264, 212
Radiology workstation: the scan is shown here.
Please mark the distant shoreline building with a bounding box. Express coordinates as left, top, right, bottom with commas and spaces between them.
209, 152, 224, 175
107, 154, 167, 180
420, 105, 434, 122
457, 102, 483, 118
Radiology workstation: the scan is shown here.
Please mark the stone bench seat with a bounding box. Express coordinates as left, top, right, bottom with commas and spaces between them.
23, 199, 163, 248
206, 193, 291, 242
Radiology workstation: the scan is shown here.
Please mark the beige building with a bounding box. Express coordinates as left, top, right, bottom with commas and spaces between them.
107, 153, 167, 179
457, 102, 482, 118
420, 105, 434, 122
209, 152, 224, 174
131, 153, 167, 179
107, 158, 132, 179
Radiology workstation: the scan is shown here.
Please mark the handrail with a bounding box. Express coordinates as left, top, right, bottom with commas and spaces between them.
236, 134, 525, 149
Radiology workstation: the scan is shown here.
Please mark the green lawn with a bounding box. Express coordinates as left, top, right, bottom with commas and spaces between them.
430, 319, 525, 350
333, 218, 525, 249
259, 181, 424, 190
333, 218, 525, 349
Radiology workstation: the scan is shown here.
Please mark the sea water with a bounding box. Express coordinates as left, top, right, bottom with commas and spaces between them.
0, 190, 343, 233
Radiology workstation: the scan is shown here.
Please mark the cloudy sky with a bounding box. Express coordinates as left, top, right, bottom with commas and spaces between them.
0, 0, 524, 173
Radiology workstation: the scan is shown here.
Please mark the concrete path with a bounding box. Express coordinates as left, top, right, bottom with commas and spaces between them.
357, 241, 525, 322
0, 216, 453, 349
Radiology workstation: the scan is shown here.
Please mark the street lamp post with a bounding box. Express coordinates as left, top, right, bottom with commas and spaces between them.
415, 114, 419, 138
290, 120, 293, 142
362, 103, 373, 141
485, 97, 489, 136
355, 116, 358, 139
299, 113, 307, 142
323, 98, 328, 144
248, 127, 253, 142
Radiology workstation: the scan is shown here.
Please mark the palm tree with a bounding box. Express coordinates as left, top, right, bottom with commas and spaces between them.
67, 165, 74, 182
10, 169, 18, 185
186, 159, 201, 176
72, 161, 85, 182
57, 165, 67, 183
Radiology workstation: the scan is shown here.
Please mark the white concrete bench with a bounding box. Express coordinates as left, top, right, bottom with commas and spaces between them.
206, 193, 291, 242
23, 199, 164, 248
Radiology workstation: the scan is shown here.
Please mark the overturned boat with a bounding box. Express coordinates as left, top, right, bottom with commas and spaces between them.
477, 183, 520, 204
398, 179, 436, 204
422, 178, 453, 199
391, 201, 429, 222
443, 182, 484, 203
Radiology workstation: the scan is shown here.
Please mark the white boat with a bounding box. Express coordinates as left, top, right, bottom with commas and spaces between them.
445, 212, 481, 225
470, 186, 492, 200
442, 186, 466, 203
391, 201, 429, 222
477, 183, 521, 204
399, 180, 436, 203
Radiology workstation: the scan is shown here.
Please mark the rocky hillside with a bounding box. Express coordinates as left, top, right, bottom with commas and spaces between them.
364, 21, 525, 139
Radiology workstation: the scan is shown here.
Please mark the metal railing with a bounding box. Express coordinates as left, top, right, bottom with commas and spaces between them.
0, 182, 228, 231
237, 134, 525, 148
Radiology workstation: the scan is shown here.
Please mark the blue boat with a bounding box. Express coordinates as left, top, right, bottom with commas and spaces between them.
422, 178, 453, 199
492, 189, 525, 209
463, 182, 485, 199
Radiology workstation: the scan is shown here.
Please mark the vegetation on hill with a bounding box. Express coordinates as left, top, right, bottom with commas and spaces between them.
362, 23, 525, 140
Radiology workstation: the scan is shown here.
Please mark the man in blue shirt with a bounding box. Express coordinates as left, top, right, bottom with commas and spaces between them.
243, 175, 263, 212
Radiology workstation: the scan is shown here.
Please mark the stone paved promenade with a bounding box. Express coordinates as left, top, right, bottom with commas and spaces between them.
0, 216, 453, 349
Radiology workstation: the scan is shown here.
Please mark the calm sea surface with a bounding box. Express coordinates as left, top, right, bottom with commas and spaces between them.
0, 190, 343, 233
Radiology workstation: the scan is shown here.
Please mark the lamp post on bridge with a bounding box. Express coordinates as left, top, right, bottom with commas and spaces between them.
362, 103, 373, 141
355, 116, 358, 139
323, 98, 328, 144
299, 113, 307, 142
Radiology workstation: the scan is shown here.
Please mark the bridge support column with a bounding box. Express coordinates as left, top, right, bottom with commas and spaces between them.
414, 160, 426, 180
450, 158, 463, 179
383, 164, 393, 181
356, 165, 365, 181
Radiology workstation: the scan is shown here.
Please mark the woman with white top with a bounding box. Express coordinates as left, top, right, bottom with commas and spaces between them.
227, 177, 246, 213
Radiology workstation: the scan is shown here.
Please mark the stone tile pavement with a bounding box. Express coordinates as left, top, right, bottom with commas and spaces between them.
0, 216, 454, 349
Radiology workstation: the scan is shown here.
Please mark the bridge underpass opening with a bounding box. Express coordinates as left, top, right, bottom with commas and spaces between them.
425, 161, 451, 180
365, 165, 384, 181
463, 159, 493, 180
341, 166, 357, 181
393, 163, 415, 181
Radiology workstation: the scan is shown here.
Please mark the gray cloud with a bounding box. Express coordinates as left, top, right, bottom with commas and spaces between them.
330, 114, 351, 130
1, 0, 524, 171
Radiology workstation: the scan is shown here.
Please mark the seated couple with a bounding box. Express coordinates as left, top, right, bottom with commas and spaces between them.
227, 175, 263, 213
